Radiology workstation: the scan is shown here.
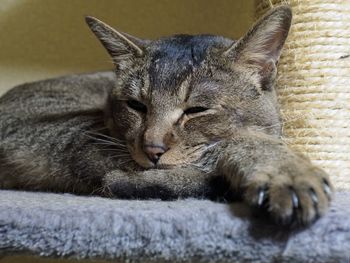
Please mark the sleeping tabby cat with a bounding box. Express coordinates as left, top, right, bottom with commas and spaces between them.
0, 6, 333, 225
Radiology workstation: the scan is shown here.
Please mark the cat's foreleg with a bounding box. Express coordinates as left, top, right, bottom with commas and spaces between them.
216, 131, 333, 225
103, 167, 219, 200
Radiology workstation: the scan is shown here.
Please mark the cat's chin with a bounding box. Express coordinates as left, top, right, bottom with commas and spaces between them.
133, 159, 179, 170
136, 162, 177, 170
129, 150, 155, 169
134, 160, 155, 169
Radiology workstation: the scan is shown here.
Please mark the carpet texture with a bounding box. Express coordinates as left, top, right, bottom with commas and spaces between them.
0, 190, 349, 263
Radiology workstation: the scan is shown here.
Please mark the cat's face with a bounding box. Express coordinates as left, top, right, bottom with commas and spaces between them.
86, 7, 291, 168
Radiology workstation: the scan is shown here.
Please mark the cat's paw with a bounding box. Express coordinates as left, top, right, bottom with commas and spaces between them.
243, 156, 333, 225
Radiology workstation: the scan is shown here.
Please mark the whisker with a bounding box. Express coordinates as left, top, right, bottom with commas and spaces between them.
90, 185, 105, 196
256, 123, 281, 131
118, 159, 134, 166
256, 111, 317, 132
91, 141, 126, 147
85, 130, 125, 144
88, 137, 126, 147
109, 154, 132, 158
102, 184, 113, 198
185, 143, 205, 155
84, 133, 128, 150
97, 148, 129, 153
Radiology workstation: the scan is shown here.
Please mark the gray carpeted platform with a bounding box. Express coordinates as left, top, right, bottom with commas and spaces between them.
0, 190, 349, 262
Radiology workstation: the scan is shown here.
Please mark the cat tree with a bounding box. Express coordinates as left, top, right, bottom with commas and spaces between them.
257, 0, 350, 190
1, 1, 349, 262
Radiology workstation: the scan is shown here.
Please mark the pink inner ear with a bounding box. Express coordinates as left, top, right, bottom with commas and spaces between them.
265, 29, 287, 62
227, 7, 292, 71
245, 28, 288, 69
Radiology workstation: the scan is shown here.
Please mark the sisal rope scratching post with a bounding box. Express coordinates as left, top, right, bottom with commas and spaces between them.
256, 0, 350, 190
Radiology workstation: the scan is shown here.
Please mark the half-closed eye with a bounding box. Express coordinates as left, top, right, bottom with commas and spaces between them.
184, 106, 209, 115
126, 100, 147, 113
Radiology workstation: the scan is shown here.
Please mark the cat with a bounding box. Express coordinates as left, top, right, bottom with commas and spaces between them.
0, 6, 333, 225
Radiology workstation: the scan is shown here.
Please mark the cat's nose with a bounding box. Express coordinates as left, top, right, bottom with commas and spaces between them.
143, 144, 167, 164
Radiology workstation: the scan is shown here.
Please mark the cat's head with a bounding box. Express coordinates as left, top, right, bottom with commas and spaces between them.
86, 6, 292, 169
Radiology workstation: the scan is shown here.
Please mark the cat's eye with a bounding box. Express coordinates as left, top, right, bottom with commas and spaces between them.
126, 100, 147, 113
184, 106, 209, 115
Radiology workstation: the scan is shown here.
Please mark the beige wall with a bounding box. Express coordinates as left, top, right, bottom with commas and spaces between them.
0, 0, 254, 95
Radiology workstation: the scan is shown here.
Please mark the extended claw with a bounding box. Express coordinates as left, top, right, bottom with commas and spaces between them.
258, 188, 267, 207
291, 190, 299, 209
309, 188, 320, 219
310, 188, 318, 205
323, 179, 332, 200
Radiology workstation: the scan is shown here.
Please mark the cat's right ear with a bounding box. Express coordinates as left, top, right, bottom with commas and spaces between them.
222, 6, 292, 90
85, 16, 145, 68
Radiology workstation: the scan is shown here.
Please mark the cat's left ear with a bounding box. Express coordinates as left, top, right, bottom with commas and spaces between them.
224, 6, 292, 89
85, 16, 146, 68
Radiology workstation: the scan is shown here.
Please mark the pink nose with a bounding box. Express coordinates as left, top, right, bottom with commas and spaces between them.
143, 145, 167, 164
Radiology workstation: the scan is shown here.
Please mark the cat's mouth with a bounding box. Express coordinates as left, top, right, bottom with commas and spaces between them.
128, 144, 158, 169
130, 152, 155, 169
129, 147, 188, 170
127, 140, 211, 170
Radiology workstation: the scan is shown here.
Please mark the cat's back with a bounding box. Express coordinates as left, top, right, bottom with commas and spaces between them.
0, 71, 115, 143
0, 71, 116, 117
